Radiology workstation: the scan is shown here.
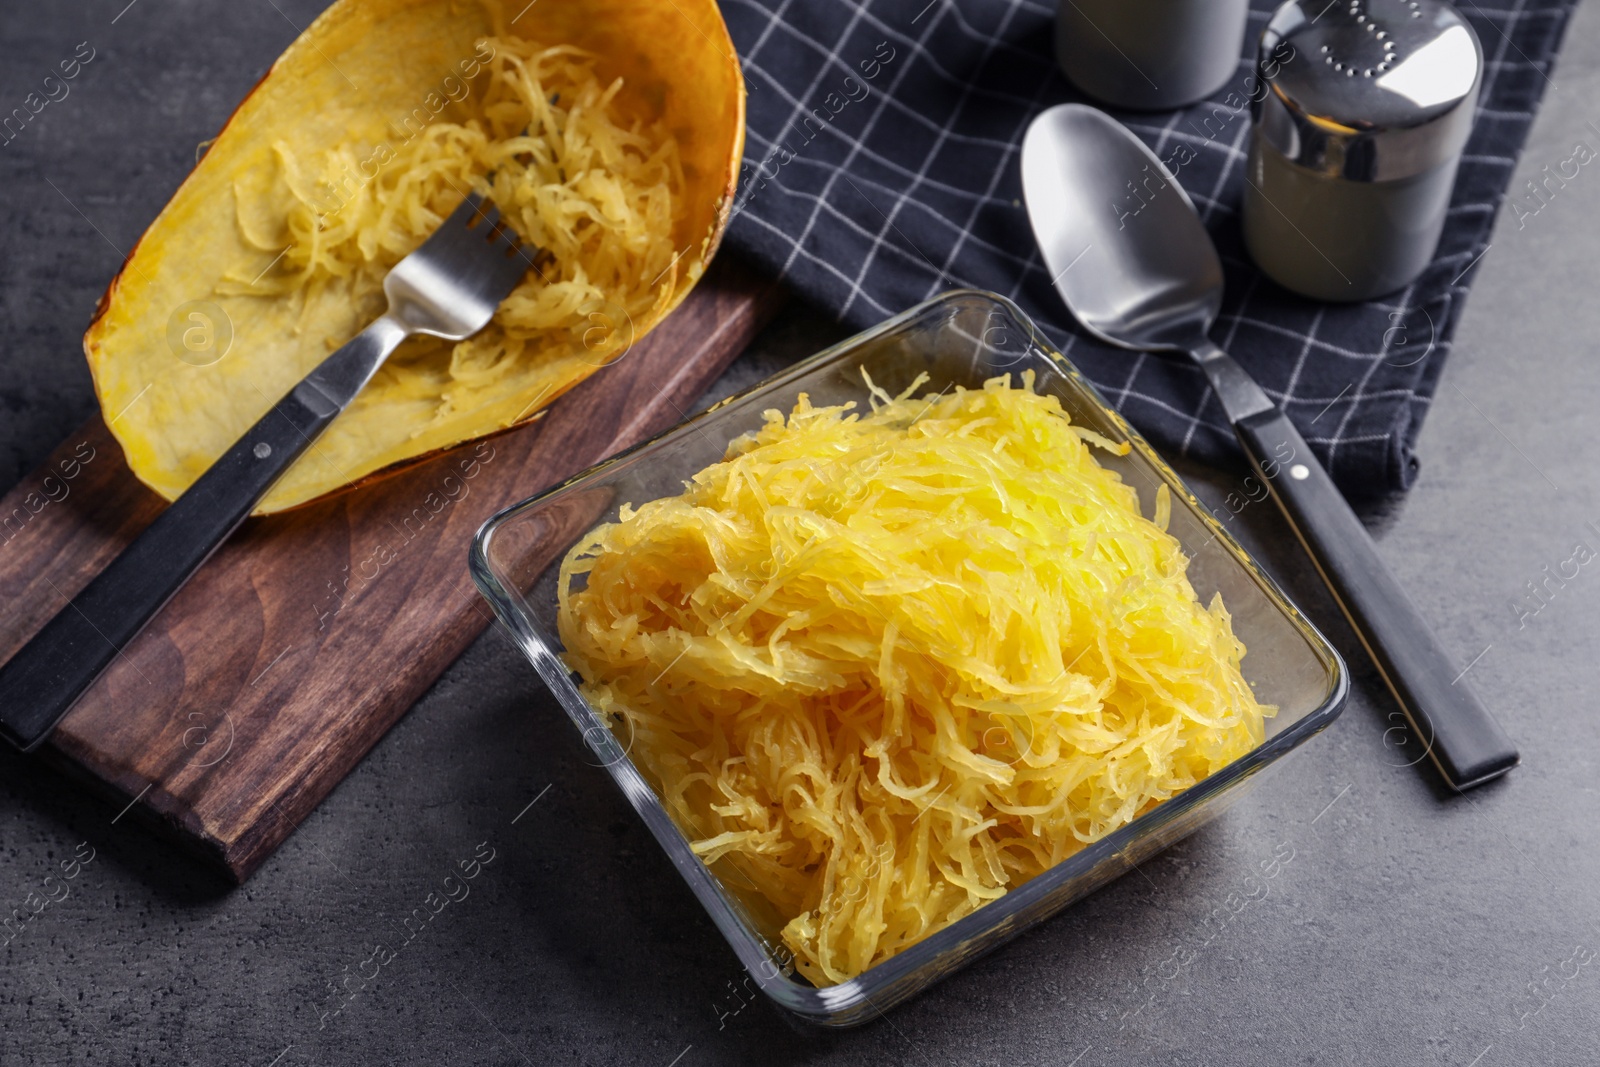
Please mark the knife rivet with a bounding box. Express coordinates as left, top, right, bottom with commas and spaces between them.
1290, 464, 1310, 480
253, 442, 272, 459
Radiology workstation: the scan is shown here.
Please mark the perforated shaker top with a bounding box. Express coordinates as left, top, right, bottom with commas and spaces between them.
1255, 0, 1483, 179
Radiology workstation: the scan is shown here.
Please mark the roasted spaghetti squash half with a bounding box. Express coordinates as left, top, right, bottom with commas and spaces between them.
85, 0, 744, 512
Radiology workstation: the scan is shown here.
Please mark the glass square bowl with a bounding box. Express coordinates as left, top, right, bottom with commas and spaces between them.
469, 290, 1347, 1027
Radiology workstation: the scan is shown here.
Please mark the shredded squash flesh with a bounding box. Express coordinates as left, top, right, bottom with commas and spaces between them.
219, 15, 684, 505
557, 373, 1272, 986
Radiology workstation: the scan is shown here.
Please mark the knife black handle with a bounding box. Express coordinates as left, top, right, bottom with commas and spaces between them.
0, 381, 338, 752
1233, 406, 1518, 790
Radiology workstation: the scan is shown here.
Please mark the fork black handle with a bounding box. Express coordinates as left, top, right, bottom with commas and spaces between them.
1233, 407, 1519, 790
0, 330, 384, 752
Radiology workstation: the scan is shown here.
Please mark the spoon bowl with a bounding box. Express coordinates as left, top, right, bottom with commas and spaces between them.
1020, 104, 1222, 354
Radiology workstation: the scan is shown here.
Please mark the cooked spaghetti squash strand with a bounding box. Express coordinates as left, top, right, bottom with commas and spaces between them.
557, 373, 1273, 986
221, 21, 683, 425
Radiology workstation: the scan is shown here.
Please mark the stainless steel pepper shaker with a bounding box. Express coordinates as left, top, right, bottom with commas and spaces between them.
1242, 0, 1482, 302
1056, 0, 1252, 110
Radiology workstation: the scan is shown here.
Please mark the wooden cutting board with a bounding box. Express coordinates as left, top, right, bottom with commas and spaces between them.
0, 259, 783, 882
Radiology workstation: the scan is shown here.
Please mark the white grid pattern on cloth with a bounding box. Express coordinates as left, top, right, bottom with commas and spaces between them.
718, 0, 1578, 494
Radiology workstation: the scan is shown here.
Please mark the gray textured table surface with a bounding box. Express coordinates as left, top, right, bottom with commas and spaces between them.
4, 2, 1599, 1064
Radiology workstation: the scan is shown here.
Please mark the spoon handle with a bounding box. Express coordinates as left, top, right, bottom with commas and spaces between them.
1231, 406, 1519, 790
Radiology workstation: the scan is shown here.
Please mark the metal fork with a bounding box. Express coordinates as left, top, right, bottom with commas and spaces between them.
0, 193, 536, 752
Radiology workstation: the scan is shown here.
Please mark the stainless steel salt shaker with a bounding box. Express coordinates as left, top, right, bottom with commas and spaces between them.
1056, 0, 1251, 110
1243, 0, 1482, 301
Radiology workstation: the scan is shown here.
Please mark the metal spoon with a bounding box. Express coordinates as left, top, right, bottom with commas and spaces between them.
1020, 102, 1517, 791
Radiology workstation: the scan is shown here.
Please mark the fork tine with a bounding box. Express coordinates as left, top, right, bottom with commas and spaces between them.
500, 232, 541, 276
396, 192, 539, 315
419, 193, 485, 252
493, 239, 537, 285
486, 221, 517, 254
450, 192, 485, 224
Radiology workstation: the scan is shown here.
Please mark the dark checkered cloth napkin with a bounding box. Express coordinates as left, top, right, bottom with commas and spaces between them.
718, 0, 1577, 495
